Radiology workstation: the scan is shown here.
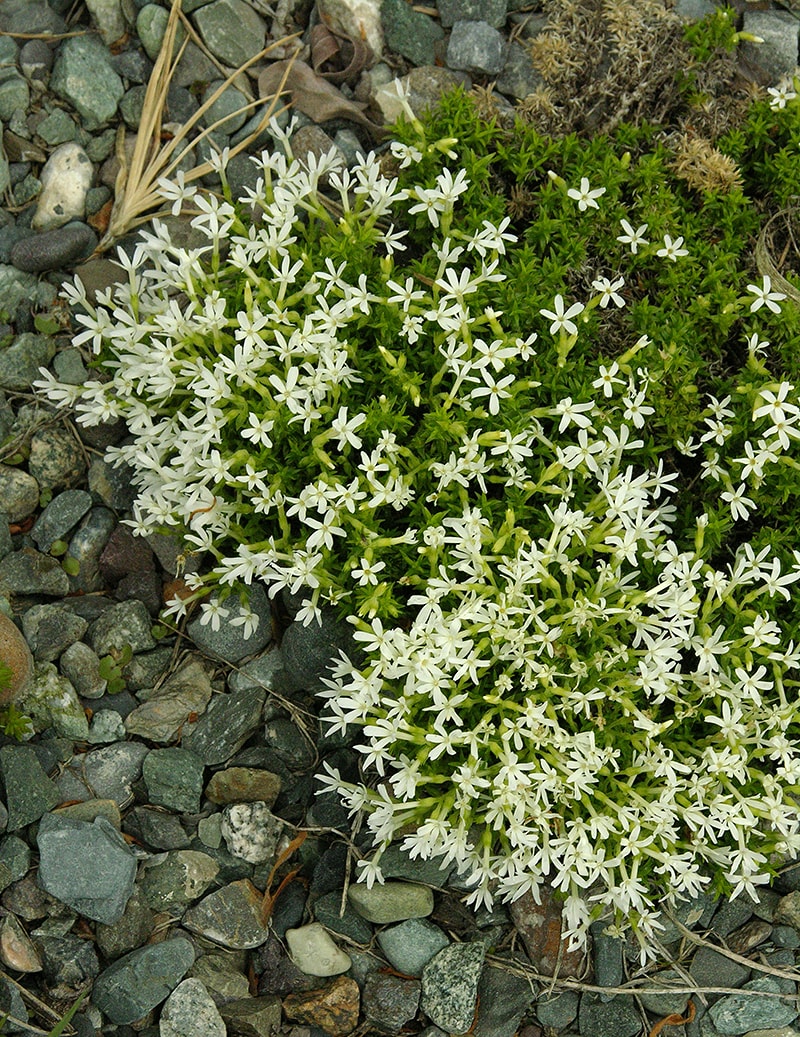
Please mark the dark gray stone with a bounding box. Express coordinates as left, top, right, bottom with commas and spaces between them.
708, 975, 799, 1033
138, 850, 219, 912
313, 890, 373, 944
0, 835, 30, 892
279, 609, 356, 693
377, 918, 449, 977
142, 747, 206, 814
0, 332, 56, 391
91, 937, 195, 1024
36, 932, 100, 997
473, 962, 533, 1037
31, 489, 92, 552
36, 814, 137, 923
9, 223, 97, 273
59, 640, 106, 698
382, 0, 444, 66
88, 598, 156, 657
186, 584, 272, 665
446, 21, 506, 76
0, 548, 70, 597
193, 0, 266, 67
28, 426, 86, 491
362, 973, 421, 1033
123, 806, 191, 851
80, 740, 149, 808
88, 456, 137, 511
741, 11, 799, 79
0, 466, 39, 524
227, 647, 284, 694
637, 968, 691, 1017
0, 745, 61, 831
181, 686, 266, 765
578, 992, 642, 1037
421, 941, 486, 1033
94, 887, 156, 961
183, 879, 271, 949
22, 604, 88, 663
66, 506, 117, 593
690, 946, 750, 995
592, 921, 625, 997
438, 0, 506, 28
496, 41, 542, 100
536, 989, 579, 1029
50, 35, 124, 131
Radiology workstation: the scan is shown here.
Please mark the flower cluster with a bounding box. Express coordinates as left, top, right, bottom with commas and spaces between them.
37, 107, 800, 955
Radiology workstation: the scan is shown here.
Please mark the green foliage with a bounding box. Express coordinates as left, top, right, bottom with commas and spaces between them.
682, 5, 739, 62
98, 644, 132, 694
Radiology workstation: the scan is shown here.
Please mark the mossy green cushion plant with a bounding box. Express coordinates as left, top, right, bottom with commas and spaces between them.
36, 78, 800, 956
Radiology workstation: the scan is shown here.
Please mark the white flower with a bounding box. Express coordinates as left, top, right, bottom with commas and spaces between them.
567, 177, 606, 211
330, 407, 367, 451
768, 81, 796, 109
230, 606, 260, 639
721, 484, 755, 522
617, 219, 649, 253
747, 275, 786, 313
553, 396, 595, 433
592, 276, 625, 308
199, 599, 230, 631
540, 294, 585, 336
351, 557, 386, 587
656, 235, 689, 262
592, 362, 625, 398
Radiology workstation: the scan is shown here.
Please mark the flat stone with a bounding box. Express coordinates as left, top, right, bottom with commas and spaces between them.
0, 70, 29, 125
536, 989, 580, 1030
125, 657, 213, 743
53, 797, 120, 827
36, 814, 137, 924
193, 0, 266, 67
381, 0, 443, 66
205, 767, 281, 805
710, 977, 799, 1034
496, 40, 542, 100
637, 968, 691, 1017
31, 489, 92, 552
0, 835, 30, 893
421, 940, 486, 1034
377, 918, 449, 976
36, 107, 77, 146
578, 992, 642, 1037
0, 333, 55, 391
65, 506, 117, 594
227, 647, 284, 694
438, 0, 506, 28
220, 801, 283, 865
183, 879, 271, 949
0, 265, 56, 319
282, 975, 360, 1037
22, 604, 88, 663
139, 850, 219, 912
363, 972, 421, 1032
279, 608, 356, 692
94, 887, 155, 961
313, 890, 373, 944
88, 599, 156, 657
691, 946, 751, 993
123, 805, 190, 851
50, 35, 124, 131
91, 937, 195, 1024
219, 996, 282, 1037
10, 222, 96, 273
87, 455, 137, 511
36, 931, 99, 999
186, 584, 271, 664
348, 881, 434, 924
509, 885, 586, 979
142, 747, 205, 814
84, 0, 126, 46
80, 740, 149, 808
446, 20, 506, 76
0, 745, 60, 830
181, 685, 266, 765
200, 80, 249, 140
741, 12, 799, 79
160, 977, 226, 1037
0, 912, 42, 973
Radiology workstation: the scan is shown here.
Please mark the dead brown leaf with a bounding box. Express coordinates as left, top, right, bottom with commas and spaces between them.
257, 60, 384, 138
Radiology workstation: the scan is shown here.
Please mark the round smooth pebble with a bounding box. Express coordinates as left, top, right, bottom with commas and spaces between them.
348, 880, 434, 924
286, 922, 352, 977
31, 142, 93, 231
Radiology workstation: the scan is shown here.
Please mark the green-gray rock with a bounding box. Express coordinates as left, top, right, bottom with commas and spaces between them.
421, 940, 486, 1034
181, 686, 266, 765
219, 996, 282, 1037
0, 468, 40, 524
381, 0, 444, 66
91, 937, 195, 1024
189, 952, 250, 1005
88, 599, 156, 657
709, 976, 799, 1033
0, 745, 60, 830
124, 657, 213, 743
22, 603, 88, 663
0, 835, 30, 891
0, 265, 56, 317
31, 489, 92, 553
28, 426, 86, 490
94, 887, 156, 961
348, 881, 434, 924
0, 69, 29, 124
313, 890, 373, 944
0, 333, 56, 391
578, 992, 647, 1037
138, 850, 219, 912
142, 747, 205, 814
136, 3, 186, 62
377, 918, 450, 976
53, 798, 121, 827
183, 879, 271, 949
193, 0, 266, 66
36, 107, 77, 146
18, 662, 89, 739
50, 35, 124, 131
36, 814, 137, 924
200, 81, 249, 140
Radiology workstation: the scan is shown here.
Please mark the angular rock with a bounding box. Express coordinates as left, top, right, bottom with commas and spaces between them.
741, 12, 799, 79
80, 740, 149, 808
181, 685, 266, 765
438, 0, 506, 28
30, 141, 93, 232
31, 489, 92, 552
142, 747, 205, 814
36, 814, 136, 924
53, 797, 120, 827
160, 977, 226, 1037
28, 426, 87, 492
88, 599, 156, 657
138, 850, 219, 912
200, 80, 249, 139
381, 0, 443, 66
219, 995, 282, 1037
509, 885, 586, 979
18, 662, 89, 739
91, 937, 195, 1024
279, 608, 356, 692
282, 975, 361, 1037
0, 746, 60, 830
0, 912, 42, 973
227, 646, 284, 694
50, 35, 124, 131
313, 890, 372, 945
446, 20, 506, 76
709, 976, 799, 1034
94, 887, 155, 961
59, 641, 106, 699
22, 604, 88, 663
578, 991, 646, 1037
287, 922, 352, 978
36, 931, 100, 999
123, 805, 190, 851
220, 801, 282, 865
317, 0, 382, 59
9, 222, 96, 273
536, 989, 580, 1030
84, 0, 126, 46
65, 506, 116, 593
124, 657, 213, 743
421, 940, 486, 1034
362, 972, 421, 1033
183, 879, 271, 949
0, 467, 39, 525
0, 836, 30, 893
0, 333, 55, 391
377, 918, 450, 977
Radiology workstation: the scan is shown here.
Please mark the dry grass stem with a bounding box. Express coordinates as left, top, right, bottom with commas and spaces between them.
95, 0, 299, 254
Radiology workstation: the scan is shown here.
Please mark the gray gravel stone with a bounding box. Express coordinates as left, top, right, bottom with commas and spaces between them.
473, 962, 533, 1037
382, 0, 444, 67
50, 34, 124, 131
279, 607, 357, 693
0, 265, 56, 318
80, 740, 149, 808
637, 968, 691, 1017
496, 40, 542, 99
0, 70, 30, 124
10, 223, 97, 273
87, 456, 137, 511
193, 0, 267, 66
578, 991, 642, 1037
183, 878, 271, 949
94, 887, 156, 961
37, 813, 137, 924
438, 0, 506, 27
22, 604, 88, 663
0, 745, 60, 830
59, 640, 106, 698
138, 850, 219, 912
0, 466, 40, 523
88, 599, 156, 657
348, 881, 434, 924
0, 549, 70, 598
31, 489, 92, 552
28, 432, 86, 497
446, 20, 506, 76
421, 940, 486, 1034
0, 834, 30, 892
186, 584, 272, 664
142, 747, 206, 814
36, 107, 77, 146
91, 937, 195, 1024
363, 972, 421, 1033
536, 989, 580, 1029
228, 646, 284, 694
0, 332, 56, 391
709, 976, 799, 1034
220, 802, 283, 865
181, 685, 266, 765
65, 506, 116, 593
741, 12, 799, 79
200, 81, 250, 140
37, 931, 100, 998
125, 657, 213, 743
84, 0, 126, 46
160, 978, 226, 1037
377, 918, 449, 976
313, 890, 374, 944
